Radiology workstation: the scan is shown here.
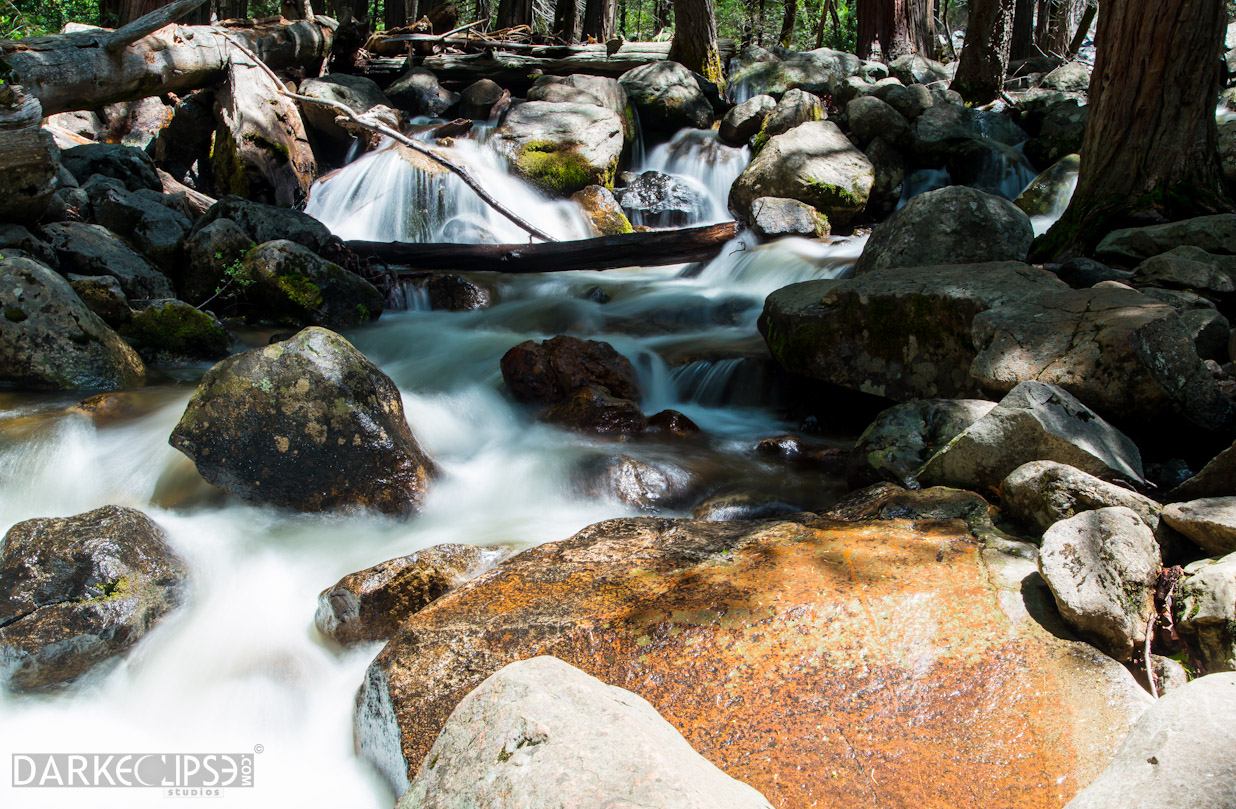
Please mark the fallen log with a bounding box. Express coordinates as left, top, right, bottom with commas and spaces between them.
347, 222, 741, 273
0, 0, 335, 116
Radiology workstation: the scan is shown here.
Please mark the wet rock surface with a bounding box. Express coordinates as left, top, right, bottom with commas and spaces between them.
240, 239, 384, 329
500, 335, 641, 405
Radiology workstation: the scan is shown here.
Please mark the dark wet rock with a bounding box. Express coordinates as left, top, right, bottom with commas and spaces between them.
1169, 440, 1236, 501
846, 95, 910, 149
494, 101, 625, 197
862, 136, 906, 220
1024, 100, 1087, 169
180, 217, 256, 306
86, 176, 193, 272
881, 83, 933, 121
0, 224, 58, 269
0, 257, 145, 391
425, 273, 492, 311
69, 275, 130, 327
0, 506, 188, 690
356, 513, 1149, 799
40, 221, 174, 300
748, 196, 829, 238
645, 409, 701, 437
918, 381, 1145, 492
579, 453, 694, 509
240, 239, 384, 329
912, 103, 1027, 166
315, 544, 487, 645
459, 79, 505, 119
691, 493, 801, 521
169, 327, 435, 515
396, 656, 775, 809
847, 399, 997, 489
121, 299, 229, 362
1054, 257, 1132, 288
192, 196, 332, 256
59, 143, 161, 192
1181, 309, 1231, 362
719, 94, 776, 146
759, 262, 1066, 401
543, 386, 647, 435
1039, 507, 1160, 660
1162, 498, 1236, 557
729, 120, 874, 231
500, 335, 641, 405
1014, 153, 1079, 218
970, 285, 1229, 430
387, 67, 460, 116
855, 186, 1033, 275
615, 170, 710, 228
571, 185, 633, 236
1175, 556, 1236, 673
619, 62, 713, 132
1064, 672, 1236, 809
1001, 461, 1163, 535
1095, 214, 1236, 266
755, 434, 806, 458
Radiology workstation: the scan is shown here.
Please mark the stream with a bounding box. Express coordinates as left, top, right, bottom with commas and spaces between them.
0, 118, 1064, 807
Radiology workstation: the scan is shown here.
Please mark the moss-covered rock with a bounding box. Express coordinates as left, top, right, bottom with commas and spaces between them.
571, 185, 634, 236
122, 299, 229, 361
494, 101, 625, 197
169, 327, 435, 515
241, 239, 383, 329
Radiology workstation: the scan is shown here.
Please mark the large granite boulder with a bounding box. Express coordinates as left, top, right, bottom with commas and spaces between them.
397, 656, 774, 809
355, 514, 1150, 804
917, 381, 1145, 492
1038, 507, 1161, 660
528, 74, 633, 138
719, 94, 776, 146
847, 399, 997, 489
1169, 440, 1236, 501
1096, 214, 1236, 266
1002, 461, 1163, 535
846, 95, 910, 149
59, 142, 161, 192
759, 262, 1067, 401
169, 327, 435, 515
386, 67, 459, 117
854, 186, 1034, 275
86, 176, 193, 272
619, 62, 713, 132
180, 217, 256, 306
191, 196, 333, 255
1161, 497, 1236, 556
240, 239, 384, 329
0, 257, 145, 390
494, 101, 625, 196
0, 506, 188, 689
1176, 554, 1236, 673
120, 299, 229, 362
755, 88, 825, 145
970, 285, 1230, 430
729, 120, 874, 230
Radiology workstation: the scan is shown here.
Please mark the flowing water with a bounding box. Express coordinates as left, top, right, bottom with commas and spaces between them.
0, 121, 863, 808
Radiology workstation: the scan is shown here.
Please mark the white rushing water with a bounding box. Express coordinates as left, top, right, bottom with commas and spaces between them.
0, 120, 865, 808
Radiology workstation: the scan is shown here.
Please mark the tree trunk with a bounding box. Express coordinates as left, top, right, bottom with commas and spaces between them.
668, 0, 724, 85
1, 10, 334, 116
1041, 0, 1077, 53
652, 0, 671, 33
386, 0, 409, 29
779, 0, 798, 46
581, 0, 616, 40
1008, 0, 1034, 60
1032, 0, 1232, 260
554, 0, 579, 40
949, 0, 1015, 104
857, 0, 936, 61
1066, 0, 1095, 54
495, 0, 533, 28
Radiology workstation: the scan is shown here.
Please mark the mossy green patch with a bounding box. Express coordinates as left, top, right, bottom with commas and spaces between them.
514, 140, 608, 196
123, 302, 228, 358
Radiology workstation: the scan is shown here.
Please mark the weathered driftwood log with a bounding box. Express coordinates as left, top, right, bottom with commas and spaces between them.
0, 85, 60, 224
348, 222, 741, 273
0, 0, 335, 116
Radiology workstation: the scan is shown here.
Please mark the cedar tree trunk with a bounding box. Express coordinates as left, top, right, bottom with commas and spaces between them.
950, 0, 1015, 103
857, 0, 936, 61
669, 0, 724, 85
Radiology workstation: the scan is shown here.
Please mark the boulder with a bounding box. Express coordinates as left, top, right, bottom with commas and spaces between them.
729, 120, 874, 231
459, 78, 505, 119
1015, 153, 1079, 218
1055, 257, 1133, 288
1042, 62, 1091, 92
40, 221, 174, 300
528, 74, 633, 137
180, 217, 256, 306
1096, 214, 1236, 266
0, 506, 187, 689
917, 381, 1145, 492
0, 121, 61, 226
970, 285, 1229, 430
619, 62, 714, 132
1038, 507, 1160, 660
571, 185, 633, 236
1063, 673, 1236, 809
59, 143, 161, 192
854, 186, 1034, 275
192, 196, 333, 255
719, 94, 776, 146
691, 493, 802, 521
1168, 440, 1236, 500
748, 196, 829, 238
500, 335, 641, 405
240, 239, 384, 329
728, 48, 879, 99
862, 136, 906, 219
299, 74, 392, 149
882, 83, 934, 120
542, 386, 647, 435
615, 170, 711, 228
578, 453, 694, 509
1024, 100, 1087, 169
424, 273, 492, 311
1131, 246, 1236, 297
1219, 120, 1236, 187
1176, 554, 1236, 673
169, 327, 435, 515
847, 399, 997, 489
755, 88, 825, 145
355, 514, 1151, 803
846, 95, 910, 149
645, 408, 701, 437
494, 101, 625, 196
386, 67, 460, 116
315, 544, 486, 645
0, 257, 145, 390
889, 53, 954, 85
912, 103, 1027, 166
211, 61, 316, 207
1161, 497, 1236, 556
69, 275, 130, 327
86, 176, 193, 272
398, 656, 773, 809
1001, 461, 1163, 535
759, 262, 1067, 401
0, 223, 58, 268
1181, 309, 1231, 362
120, 299, 229, 362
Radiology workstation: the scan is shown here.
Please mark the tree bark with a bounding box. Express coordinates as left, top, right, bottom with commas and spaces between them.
779, 0, 798, 46
949, 0, 1015, 104
669, 0, 724, 85
1, 11, 334, 116
653, 0, 671, 33
386, 0, 409, 29
1008, 0, 1034, 60
1032, 0, 1232, 260
349, 222, 740, 272
1066, 0, 1095, 55
1038, 0, 1078, 53
857, 0, 935, 61
495, 0, 533, 28
581, 0, 617, 40
554, 0, 579, 40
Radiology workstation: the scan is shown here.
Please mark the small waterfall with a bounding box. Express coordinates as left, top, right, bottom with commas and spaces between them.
636, 129, 749, 224
387, 279, 432, 312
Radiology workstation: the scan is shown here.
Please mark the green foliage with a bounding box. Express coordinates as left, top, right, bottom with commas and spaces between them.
1, 0, 97, 39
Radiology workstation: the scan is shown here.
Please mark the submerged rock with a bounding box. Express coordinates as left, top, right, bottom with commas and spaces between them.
578, 453, 695, 509
169, 327, 435, 515
316, 544, 486, 645
0, 506, 188, 689
356, 514, 1150, 802
615, 170, 711, 228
